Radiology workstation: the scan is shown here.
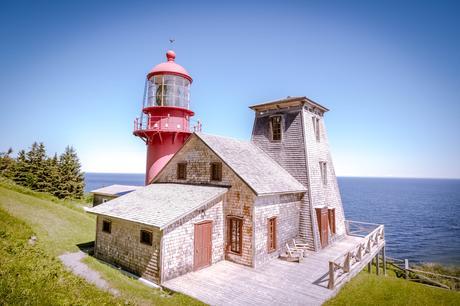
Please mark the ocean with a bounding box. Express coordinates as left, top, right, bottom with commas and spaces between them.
85, 173, 460, 265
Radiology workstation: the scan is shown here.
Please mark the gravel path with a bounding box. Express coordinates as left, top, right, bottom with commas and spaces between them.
59, 251, 120, 296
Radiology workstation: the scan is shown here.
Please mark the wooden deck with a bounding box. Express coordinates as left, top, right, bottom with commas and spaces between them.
163, 235, 378, 306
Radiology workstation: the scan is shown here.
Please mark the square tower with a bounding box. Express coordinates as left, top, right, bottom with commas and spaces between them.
250, 96, 346, 251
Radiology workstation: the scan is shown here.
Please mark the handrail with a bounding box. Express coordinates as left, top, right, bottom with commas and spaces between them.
328, 221, 385, 289
133, 115, 202, 133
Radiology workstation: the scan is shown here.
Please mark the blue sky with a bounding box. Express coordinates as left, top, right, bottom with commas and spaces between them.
0, 0, 459, 178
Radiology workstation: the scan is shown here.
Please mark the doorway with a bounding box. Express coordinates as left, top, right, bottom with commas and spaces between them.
194, 221, 213, 271
315, 207, 329, 248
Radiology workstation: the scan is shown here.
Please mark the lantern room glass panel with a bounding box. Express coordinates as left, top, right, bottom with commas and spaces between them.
146, 75, 190, 108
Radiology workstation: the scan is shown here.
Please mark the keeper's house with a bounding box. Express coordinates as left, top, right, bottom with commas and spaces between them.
87, 97, 347, 285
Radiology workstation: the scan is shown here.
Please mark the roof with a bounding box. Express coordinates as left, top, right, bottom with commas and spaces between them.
90, 184, 142, 197
194, 133, 307, 196
147, 50, 192, 82
87, 183, 228, 229
249, 96, 329, 113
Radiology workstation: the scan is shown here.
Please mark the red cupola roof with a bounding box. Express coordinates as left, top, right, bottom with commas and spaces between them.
146, 50, 193, 83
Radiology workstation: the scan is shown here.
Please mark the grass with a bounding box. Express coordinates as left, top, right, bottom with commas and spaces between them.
0, 208, 124, 305
325, 266, 460, 306
0, 178, 201, 305
0, 179, 95, 257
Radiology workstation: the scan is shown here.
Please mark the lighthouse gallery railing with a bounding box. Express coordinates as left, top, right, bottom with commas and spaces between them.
134, 115, 202, 133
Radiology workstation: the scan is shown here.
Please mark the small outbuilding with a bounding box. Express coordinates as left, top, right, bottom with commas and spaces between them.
90, 184, 141, 206
87, 183, 228, 283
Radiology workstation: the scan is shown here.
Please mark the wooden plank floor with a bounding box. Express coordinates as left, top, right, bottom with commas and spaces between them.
163, 235, 368, 306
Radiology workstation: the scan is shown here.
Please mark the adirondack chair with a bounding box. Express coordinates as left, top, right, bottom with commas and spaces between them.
292, 239, 309, 257
285, 243, 303, 262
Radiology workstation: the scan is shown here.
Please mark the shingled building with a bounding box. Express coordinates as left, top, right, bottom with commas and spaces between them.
87, 96, 347, 284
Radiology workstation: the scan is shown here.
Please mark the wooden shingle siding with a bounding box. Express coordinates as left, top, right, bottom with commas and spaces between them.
155, 136, 256, 267
253, 193, 302, 266
161, 197, 224, 282
251, 103, 346, 251
94, 216, 161, 283
302, 107, 346, 248
251, 107, 316, 250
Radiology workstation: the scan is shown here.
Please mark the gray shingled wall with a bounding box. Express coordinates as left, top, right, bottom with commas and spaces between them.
94, 216, 161, 283
253, 193, 302, 267
156, 136, 256, 267
161, 197, 224, 282
251, 107, 316, 250
92, 194, 117, 206
302, 106, 346, 247
251, 103, 346, 251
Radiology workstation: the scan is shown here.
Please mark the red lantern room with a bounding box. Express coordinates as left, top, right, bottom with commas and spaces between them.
133, 50, 201, 185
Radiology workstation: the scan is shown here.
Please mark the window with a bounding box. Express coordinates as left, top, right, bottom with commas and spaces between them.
270, 116, 282, 141
312, 117, 320, 141
177, 163, 187, 180
210, 162, 222, 181
328, 208, 336, 234
102, 198, 108, 203
320, 162, 327, 185
227, 217, 242, 254
102, 220, 111, 233
267, 217, 277, 252
140, 230, 153, 246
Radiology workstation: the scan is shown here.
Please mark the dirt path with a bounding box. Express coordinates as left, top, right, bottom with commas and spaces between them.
59, 251, 119, 296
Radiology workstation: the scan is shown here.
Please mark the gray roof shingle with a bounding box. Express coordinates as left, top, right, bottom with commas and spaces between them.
87, 183, 228, 229
90, 184, 141, 196
195, 133, 306, 195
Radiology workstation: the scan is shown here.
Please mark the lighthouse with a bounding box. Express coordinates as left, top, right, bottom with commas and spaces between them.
133, 50, 199, 185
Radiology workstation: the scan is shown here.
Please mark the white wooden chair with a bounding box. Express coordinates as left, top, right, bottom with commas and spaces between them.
285, 243, 303, 262
292, 239, 309, 257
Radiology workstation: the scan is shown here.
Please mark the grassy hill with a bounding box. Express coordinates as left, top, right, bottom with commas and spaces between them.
0, 178, 201, 305
0, 178, 458, 305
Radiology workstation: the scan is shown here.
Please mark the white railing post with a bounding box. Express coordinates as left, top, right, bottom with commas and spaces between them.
344, 252, 351, 272
405, 259, 409, 279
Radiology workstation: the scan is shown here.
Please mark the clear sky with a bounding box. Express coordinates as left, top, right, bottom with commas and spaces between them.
0, 0, 459, 178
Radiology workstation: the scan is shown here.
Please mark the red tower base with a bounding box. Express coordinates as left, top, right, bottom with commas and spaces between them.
145, 132, 191, 184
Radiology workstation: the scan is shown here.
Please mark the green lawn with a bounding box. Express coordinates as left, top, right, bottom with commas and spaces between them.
0, 207, 124, 305
0, 179, 201, 305
325, 271, 459, 306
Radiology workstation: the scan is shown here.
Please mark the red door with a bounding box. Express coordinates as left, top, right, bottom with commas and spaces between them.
316, 207, 329, 248
194, 221, 212, 271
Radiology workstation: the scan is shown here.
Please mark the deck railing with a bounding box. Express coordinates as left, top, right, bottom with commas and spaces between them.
328, 221, 385, 289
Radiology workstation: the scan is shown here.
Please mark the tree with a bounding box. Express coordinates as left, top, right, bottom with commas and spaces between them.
13, 150, 29, 186
0, 148, 15, 178
57, 146, 85, 199
46, 153, 61, 196
25, 142, 45, 189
